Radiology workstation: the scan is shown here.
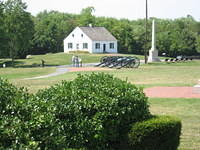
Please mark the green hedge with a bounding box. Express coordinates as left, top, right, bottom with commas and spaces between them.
0, 78, 32, 149
0, 76, 182, 150
34, 73, 150, 149
128, 116, 182, 150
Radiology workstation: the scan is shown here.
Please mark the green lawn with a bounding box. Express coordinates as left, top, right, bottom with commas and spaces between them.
0, 67, 56, 80
0, 52, 145, 67
7, 60, 199, 93
1, 60, 199, 93
113, 60, 200, 87
149, 98, 200, 150
0, 54, 200, 149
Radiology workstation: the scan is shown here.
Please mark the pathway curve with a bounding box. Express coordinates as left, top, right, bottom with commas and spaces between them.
24, 66, 69, 80
24, 63, 99, 80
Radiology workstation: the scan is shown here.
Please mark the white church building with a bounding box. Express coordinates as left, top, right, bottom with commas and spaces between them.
64, 26, 118, 53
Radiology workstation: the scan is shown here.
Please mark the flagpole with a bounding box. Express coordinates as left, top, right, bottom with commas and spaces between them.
144, 0, 148, 64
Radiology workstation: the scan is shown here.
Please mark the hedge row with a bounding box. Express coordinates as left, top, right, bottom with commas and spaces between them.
0, 78, 32, 149
34, 73, 150, 149
0, 74, 181, 150
128, 116, 182, 150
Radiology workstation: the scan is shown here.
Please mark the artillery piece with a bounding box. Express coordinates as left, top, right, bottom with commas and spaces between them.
95, 56, 140, 69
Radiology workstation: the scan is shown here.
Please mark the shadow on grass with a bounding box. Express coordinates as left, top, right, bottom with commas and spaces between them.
0, 60, 24, 67
147, 60, 195, 66
0, 60, 59, 68
16, 64, 59, 68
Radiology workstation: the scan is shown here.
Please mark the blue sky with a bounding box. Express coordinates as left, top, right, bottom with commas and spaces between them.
22, 0, 200, 21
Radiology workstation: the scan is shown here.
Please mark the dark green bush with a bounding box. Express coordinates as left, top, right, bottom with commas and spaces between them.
35, 73, 150, 149
0, 78, 33, 149
128, 115, 182, 150
0, 75, 182, 150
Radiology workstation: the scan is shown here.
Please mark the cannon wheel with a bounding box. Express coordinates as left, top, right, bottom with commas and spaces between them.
129, 57, 140, 68
133, 57, 140, 68
100, 56, 108, 63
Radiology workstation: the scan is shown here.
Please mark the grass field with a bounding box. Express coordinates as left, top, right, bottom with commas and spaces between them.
4, 59, 199, 93
0, 52, 145, 67
149, 98, 200, 150
0, 53, 200, 150
0, 67, 56, 79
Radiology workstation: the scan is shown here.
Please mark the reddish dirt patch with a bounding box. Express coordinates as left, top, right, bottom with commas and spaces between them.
144, 87, 200, 98
69, 67, 113, 72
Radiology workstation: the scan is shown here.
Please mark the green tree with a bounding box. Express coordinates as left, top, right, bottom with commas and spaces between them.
79, 7, 95, 26
0, 1, 7, 58
32, 11, 78, 54
112, 19, 134, 53
195, 35, 200, 53
130, 19, 151, 55
156, 18, 198, 57
192, 22, 200, 35
30, 7, 200, 57
4, 0, 34, 65
192, 22, 200, 53
95, 17, 135, 53
168, 18, 197, 56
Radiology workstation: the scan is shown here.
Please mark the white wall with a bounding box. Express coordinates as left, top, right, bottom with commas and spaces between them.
64, 27, 118, 53
92, 41, 118, 53
64, 27, 92, 53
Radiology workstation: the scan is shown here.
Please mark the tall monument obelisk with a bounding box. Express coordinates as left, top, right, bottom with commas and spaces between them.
148, 19, 160, 62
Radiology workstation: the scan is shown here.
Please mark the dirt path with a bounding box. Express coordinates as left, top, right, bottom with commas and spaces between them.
144, 86, 200, 98
69, 67, 112, 72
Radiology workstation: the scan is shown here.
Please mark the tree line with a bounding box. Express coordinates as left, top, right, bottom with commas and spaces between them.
1, 0, 200, 61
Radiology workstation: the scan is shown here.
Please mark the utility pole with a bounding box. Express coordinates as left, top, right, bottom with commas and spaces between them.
144, 0, 148, 64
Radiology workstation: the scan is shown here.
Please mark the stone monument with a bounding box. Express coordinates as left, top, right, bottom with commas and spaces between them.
148, 19, 161, 62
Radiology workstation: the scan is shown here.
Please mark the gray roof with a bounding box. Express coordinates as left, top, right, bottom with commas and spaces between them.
79, 27, 117, 41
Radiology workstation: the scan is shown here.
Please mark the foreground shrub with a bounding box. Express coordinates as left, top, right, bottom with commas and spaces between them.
0, 78, 32, 149
0, 75, 181, 150
128, 115, 182, 150
35, 73, 150, 149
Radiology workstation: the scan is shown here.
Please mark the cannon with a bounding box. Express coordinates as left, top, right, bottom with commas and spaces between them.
95, 56, 140, 69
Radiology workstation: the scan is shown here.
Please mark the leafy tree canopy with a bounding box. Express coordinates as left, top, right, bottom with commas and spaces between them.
2, 0, 34, 62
